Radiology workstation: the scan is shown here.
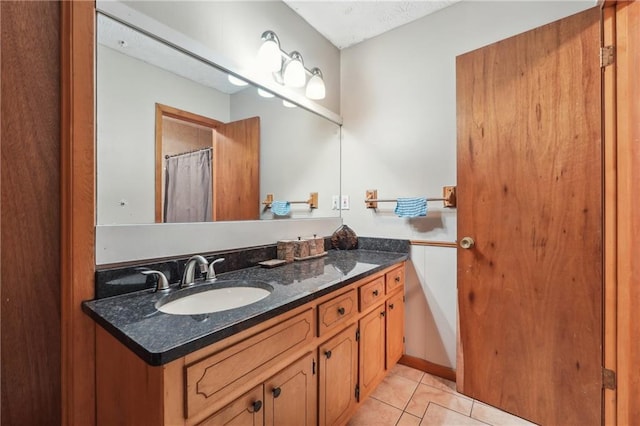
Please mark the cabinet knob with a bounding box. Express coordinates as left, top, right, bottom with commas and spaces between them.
380, 311, 386, 317
460, 237, 475, 249
272, 387, 282, 398
373, 290, 379, 296
389, 303, 395, 309
395, 276, 401, 282
325, 350, 332, 359
337, 307, 345, 315
252, 400, 262, 413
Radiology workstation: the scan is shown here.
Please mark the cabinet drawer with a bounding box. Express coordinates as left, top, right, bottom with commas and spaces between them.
317, 289, 357, 336
359, 276, 385, 311
385, 266, 405, 293
198, 385, 264, 426
186, 309, 314, 420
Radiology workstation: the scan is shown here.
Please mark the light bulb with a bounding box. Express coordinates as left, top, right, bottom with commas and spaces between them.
258, 32, 282, 73
283, 52, 306, 88
305, 68, 326, 100
282, 100, 296, 108
257, 88, 274, 98
228, 75, 248, 86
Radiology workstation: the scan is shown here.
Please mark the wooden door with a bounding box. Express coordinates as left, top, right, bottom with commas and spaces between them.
318, 324, 358, 426
359, 305, 386, 399
264, 353, 317, 426
456, 7, 602, 425
199, 385, 264, 426
215, 117, 260, 221
386, 291, 405, 367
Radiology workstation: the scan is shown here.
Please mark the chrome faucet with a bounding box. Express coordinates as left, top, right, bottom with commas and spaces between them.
206, 258, 225, 281
181, 255, 209, 288
140, 270, 170, 292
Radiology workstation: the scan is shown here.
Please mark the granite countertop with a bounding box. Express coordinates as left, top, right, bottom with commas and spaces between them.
82, 249, 408, 366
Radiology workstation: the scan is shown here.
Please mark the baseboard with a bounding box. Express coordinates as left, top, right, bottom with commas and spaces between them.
399, 354, 456, 382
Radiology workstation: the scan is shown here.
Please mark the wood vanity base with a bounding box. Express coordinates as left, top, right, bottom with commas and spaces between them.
96, 261, 406, 426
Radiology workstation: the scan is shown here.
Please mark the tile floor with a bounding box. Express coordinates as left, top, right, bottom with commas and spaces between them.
348, 364, 536, 426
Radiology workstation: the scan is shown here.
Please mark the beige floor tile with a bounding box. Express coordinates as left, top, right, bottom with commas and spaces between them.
371, 372, 419, 409
347, 397, 403, 426
397, 412, 422, 426
471, 401, 537, 426
420, 373, 459, 395
421, 403, 489, 426
405, 383, 473, 418
390, 363, 425, 383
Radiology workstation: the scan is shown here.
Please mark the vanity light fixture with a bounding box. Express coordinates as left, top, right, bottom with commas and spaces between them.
258, 30, 326, 99
228, 74, 248, 86
257, 88, 275, 98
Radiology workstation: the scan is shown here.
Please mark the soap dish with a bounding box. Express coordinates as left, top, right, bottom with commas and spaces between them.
258, 259, 288, 268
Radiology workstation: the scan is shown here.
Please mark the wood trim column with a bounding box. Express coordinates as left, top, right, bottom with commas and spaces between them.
61, 1, 96, 425
601, 4, 617, 425
614, 2, 640, 424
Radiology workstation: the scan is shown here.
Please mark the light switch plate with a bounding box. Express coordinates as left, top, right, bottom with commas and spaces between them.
341, 195, 350, 210
331, 195, 339, 210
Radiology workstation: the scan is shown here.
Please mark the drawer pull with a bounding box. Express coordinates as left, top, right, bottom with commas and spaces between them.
337, 307, 345, 315
252, 400, 263, 413
373, 290, 379, 296
325, 350, 332, 359
272, 387, 282, 398
389, 303, 395, 309
395, 276, 401, 282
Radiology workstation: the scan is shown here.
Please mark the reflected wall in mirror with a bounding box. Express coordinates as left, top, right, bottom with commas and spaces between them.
155, 104, 260, 223
96, 13, 341, 225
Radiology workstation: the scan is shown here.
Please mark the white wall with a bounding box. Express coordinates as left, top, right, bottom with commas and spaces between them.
340, 1, 594, 368
97, 45, 230, 224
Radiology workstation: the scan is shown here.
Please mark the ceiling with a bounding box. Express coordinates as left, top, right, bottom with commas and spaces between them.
283, 0, 462, 49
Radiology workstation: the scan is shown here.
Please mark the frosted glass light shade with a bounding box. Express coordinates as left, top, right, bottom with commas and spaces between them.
305, 69, 326, 99
283, 52, 306, 88
282, 100, 297, 108
257, 88, 274, 98
258, 38, 282, 72
228, 75, 248, 86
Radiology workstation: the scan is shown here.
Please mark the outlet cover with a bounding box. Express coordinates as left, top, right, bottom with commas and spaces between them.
341, 195, 350, 210
331, 195, 339, 210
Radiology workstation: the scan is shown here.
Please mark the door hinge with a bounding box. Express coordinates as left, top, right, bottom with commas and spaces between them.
312, 358, 316, 375
602, 367, 616, 390
355, 328, 360, 342
600, 46, 615, 68
355, 384, 360, 402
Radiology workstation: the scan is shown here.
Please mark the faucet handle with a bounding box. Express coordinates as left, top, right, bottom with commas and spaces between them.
140, 270, 170, 292
206, 258, 225, 281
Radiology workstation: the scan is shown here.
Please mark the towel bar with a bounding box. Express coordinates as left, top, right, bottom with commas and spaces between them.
263, 192, 318, 209
364, 186, 456, 209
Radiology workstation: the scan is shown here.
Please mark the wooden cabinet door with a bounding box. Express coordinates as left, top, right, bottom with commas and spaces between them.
358, 305, 386, 400
386, 291, 405, 368
264, 353, 317, 426
456, 7, 602, 425
198, 385, 264, 426
318, 324, 358, 426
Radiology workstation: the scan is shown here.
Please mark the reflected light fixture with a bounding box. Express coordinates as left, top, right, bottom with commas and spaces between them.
257, 88, 275, 98
228, 74, 248, 86
282, 100, 297, 108
257, 30, 326, 100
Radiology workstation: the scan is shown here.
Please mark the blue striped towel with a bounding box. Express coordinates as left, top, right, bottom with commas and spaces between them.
271, 200, 291, 216
395, 197, 427, 218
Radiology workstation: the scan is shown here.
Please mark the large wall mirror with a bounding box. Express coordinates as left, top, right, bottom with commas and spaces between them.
96, 13, 341, 225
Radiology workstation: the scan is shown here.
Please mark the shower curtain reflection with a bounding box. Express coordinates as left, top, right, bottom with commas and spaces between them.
164, 148, 212, 223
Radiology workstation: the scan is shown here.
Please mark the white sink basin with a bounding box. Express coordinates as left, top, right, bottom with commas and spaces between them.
156, 282, 272, 315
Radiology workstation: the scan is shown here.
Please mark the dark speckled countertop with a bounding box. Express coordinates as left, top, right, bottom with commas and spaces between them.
82, 249, 408, 366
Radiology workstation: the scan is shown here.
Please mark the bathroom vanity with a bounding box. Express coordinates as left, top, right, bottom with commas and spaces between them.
83, 249, 407, 425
